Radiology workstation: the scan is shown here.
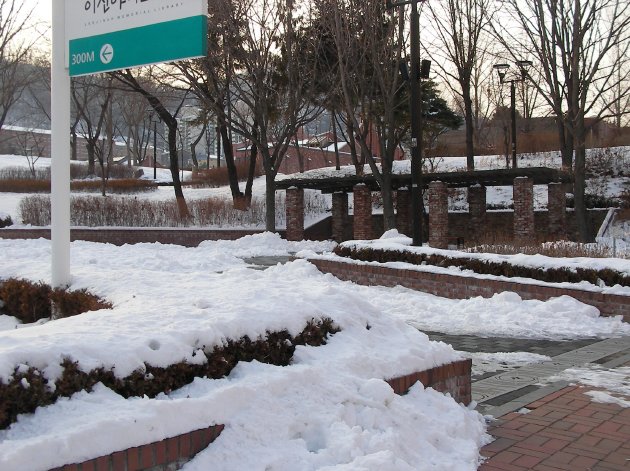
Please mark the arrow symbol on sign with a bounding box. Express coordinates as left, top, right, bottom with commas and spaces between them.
100, 44, 114, 64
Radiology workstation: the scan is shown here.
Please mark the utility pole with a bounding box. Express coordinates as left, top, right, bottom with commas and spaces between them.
387, 0, 427, 246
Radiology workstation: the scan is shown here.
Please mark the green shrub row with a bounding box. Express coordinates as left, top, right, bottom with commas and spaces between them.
333, 245, 630, 288
0, 278, 112, 323
0, 214, 12, 228
0, 318, 339, 429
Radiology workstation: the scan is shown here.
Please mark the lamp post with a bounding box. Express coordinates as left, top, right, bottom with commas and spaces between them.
153, 117, 158, 180
493, 60, 532, 169
387, 0, 427, 246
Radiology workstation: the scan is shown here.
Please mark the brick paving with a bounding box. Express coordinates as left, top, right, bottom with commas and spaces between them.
479, 385, 630, 470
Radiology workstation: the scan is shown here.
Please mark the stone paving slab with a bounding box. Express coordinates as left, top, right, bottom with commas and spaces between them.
479, 384, 630, 471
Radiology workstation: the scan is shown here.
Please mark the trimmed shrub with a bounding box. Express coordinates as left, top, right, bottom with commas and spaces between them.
0, 318, 339, 429
333, 245, 630, 288
0, 278, 112, 323
0, 214, 12, 228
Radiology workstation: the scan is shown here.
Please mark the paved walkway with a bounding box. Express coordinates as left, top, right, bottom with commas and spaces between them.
426, 332, 630, 470
479, 384, 630, 470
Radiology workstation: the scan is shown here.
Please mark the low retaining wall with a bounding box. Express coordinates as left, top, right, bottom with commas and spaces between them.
0, 228, 273, 247
42, 360, 469, 471
387, 358, 472, 405
48, 424, 224, 471
310, 258, 630, 322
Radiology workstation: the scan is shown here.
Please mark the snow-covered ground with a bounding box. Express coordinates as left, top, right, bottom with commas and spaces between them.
0, 233, 492, 471
1, 151, 629, 469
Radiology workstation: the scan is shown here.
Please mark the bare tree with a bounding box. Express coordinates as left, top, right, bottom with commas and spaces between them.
319, 0, 408, 231
496, 0, 630, 241
111, 68, 192, 220
426, 0, 494, 170
176, 0, 254, 208
72, 75, 110, 175
187, 0, 322, 230
0, 0, 38, 131
115, 88, 152, 166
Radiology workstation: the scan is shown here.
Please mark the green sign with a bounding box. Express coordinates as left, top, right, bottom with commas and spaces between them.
68, 16, 208, 77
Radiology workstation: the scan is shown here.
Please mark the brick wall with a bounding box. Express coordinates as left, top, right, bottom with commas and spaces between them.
48, 424, 224, 471
0, 228, 271, 247
332, 192, 349, 243
468, 185, 487, 243
310, 258, 630, 322
353, 184, 373, 240
387, 359, 472, 405
285, 187, 304, 241
513, 177, 535, 244
429, 181, 448, 249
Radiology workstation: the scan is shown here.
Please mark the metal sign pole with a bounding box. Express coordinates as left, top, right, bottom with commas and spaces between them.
51, 1, 71, 287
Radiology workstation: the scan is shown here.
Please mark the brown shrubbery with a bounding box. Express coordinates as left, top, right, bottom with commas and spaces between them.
333, 245, 630, 288
0, 278, 112, 323
0, 164, 140, 182
0, 318, 340, 429
0, 178, 157, 194
18, 191, 332, 228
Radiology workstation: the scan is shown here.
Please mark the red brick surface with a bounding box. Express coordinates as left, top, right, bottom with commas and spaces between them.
480, 386, 630, 471
353, 184, 373, 240
286, 187, 305, 241
429, 181, 449, 249
514, 177, 535, 244
50, 424, 224, 471
386, 359, 472, 405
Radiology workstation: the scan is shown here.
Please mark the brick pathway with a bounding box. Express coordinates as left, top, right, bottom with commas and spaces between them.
479, 385, 630, 470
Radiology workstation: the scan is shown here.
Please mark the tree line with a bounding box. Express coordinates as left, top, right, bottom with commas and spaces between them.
0, 0, 629, 240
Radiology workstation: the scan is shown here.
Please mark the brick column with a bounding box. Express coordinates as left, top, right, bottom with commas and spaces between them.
513, 177, 535, 244
396, 188, 412, 237
429, 181, 448, 249
332, 192, 349, 242
353, 184, 373, 240
468, 185, 487, 243
285, 187, 304, 241
548, 182, 567, 240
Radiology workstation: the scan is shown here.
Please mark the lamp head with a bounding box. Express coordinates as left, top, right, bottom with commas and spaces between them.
493, 63, 510, 83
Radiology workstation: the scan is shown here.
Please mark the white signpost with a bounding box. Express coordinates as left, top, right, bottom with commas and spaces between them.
51, 0, 207, 286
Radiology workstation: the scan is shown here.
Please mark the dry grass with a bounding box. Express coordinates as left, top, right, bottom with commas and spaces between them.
465, 240, 628, 259
0, 179, 157, 194
18, 192, 329, 228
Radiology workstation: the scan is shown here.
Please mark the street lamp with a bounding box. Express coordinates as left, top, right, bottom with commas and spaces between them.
493, 60, 532, 169
387, 0, 427, 247
147, 111, 159, 180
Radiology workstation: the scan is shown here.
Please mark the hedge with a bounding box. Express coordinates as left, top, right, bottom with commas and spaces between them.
0, 318, 340, 429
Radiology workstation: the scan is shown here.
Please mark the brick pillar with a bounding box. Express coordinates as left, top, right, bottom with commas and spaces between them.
353, 184, 373, 240
513, 177, 535, 244
429, 181, 449, 249
468, 185, 487, 243
548, 182, 567, 240
285, 187, 304, 241
332, 192, 349, 242
396, 189, 412, 237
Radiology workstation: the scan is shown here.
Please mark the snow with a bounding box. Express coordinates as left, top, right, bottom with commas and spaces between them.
469, 352, 552, 377
0, 315, 20, 332
0, 234, 496, 470
551, 366, 630, 408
